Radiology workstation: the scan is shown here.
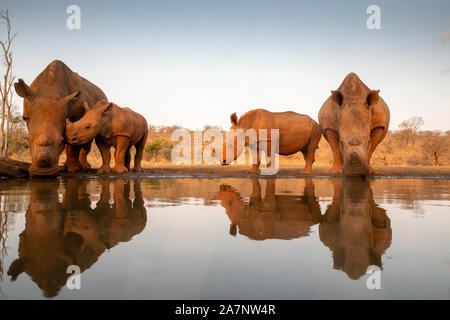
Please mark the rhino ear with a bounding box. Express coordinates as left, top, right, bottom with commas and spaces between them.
98, 102, 113, 115
230, 113, 238, 126
82, 101, 89, 112
367, 90, 380, 107
61, 91, 81, 106
331, 90, 343, 106
14, 79, 36, 100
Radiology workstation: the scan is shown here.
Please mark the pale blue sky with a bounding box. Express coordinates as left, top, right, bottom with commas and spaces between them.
1, 0, 449, 130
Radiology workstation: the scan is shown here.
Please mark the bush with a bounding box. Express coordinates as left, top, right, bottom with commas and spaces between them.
7, 137, 29, 154
144, 138, 174, 162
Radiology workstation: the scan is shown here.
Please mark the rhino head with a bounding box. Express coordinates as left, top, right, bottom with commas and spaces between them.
218, 112, 244, 165
327, 73, 385, 176
14, 79, 81, 176
65, 100, 112, 146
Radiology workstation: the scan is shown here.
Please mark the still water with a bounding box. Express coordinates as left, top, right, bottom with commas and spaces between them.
0, 177, 449, 299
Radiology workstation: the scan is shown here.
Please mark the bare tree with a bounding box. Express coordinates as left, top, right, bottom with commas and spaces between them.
398, 116, 424, 146
422, 134, 448, 166
0, 194, 8, 282
8, 104, 26, 138
0, 9, 17, 158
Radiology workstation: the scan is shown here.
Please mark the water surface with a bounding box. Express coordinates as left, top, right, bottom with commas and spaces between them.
0, 177, 449, 299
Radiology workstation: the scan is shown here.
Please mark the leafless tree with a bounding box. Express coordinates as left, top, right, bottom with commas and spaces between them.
422, 134, 448, 166
8, 104, 26, 138
0, 194, 8, 282
0, 9, 17, 158
398, 116, 424, 146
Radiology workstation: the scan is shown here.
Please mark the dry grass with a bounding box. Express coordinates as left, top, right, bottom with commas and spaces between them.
6, 126, 450, 176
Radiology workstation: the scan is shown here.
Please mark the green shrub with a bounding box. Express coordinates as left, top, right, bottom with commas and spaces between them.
144, 138, 174, 161
7, 137, 29, 154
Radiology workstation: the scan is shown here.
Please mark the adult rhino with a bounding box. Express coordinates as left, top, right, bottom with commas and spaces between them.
14, 60, 107, 176
318, 73, 390, 176
218, 109, 322, 174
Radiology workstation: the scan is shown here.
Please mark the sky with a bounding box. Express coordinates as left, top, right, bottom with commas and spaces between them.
1, 0, 449, 131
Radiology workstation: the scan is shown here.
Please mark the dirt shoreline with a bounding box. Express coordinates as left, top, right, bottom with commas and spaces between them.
112, 165, 450, 179
1, 158, 450, 179
37, 165, 450, 179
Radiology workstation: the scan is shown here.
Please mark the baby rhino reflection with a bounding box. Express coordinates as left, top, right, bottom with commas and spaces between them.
319, 179, 392, 280
8, 178, 147, 298
215, 179, 321, 240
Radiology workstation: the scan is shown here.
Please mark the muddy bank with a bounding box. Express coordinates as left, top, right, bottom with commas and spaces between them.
1, 159, 449, 179
55, 165, 450, 179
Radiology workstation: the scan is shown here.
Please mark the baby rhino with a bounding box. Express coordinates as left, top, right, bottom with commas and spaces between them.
66, 100, 148, 174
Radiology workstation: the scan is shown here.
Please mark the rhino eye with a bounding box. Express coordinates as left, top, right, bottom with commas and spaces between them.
86, 124, 91, 129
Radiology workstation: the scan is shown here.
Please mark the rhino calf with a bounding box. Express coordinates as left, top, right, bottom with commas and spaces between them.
65, 100, 148, 174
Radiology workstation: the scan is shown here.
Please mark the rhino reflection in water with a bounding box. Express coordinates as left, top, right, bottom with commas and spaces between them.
7, 178, 147, 298
215, 178, 391, 280
215, 179, 322, 240
319, 178, 392, 280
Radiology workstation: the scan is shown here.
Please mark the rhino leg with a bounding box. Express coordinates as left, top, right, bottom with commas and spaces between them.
248, 143, 260, 174
65, 144, 84, 174
323, 129, 343, 174
96, 139, 111, 174
368, 127, 386, 175
301, 150, 314, 174
124, 148, 131, 171
304, 178, 322, 223
321, 178, 343, 223
302, 125, 321, 174
251, 178, 262, 200
114, 136, 130, 174
248, 163, 260, 174
78, 142, 92, 170
132, 133, 147, 172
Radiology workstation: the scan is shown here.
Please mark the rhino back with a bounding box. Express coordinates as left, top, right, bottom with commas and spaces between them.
110, 105, 148, 144
30, 60, 107, 121
238, 109, 316, 151
239, 109, 314, 131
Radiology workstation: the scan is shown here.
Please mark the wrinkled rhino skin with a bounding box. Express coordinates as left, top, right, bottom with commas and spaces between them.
66, 100, 148, 174
318, 73, 390, 176
14, 60, 107, 176
220, 109, 322, 174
